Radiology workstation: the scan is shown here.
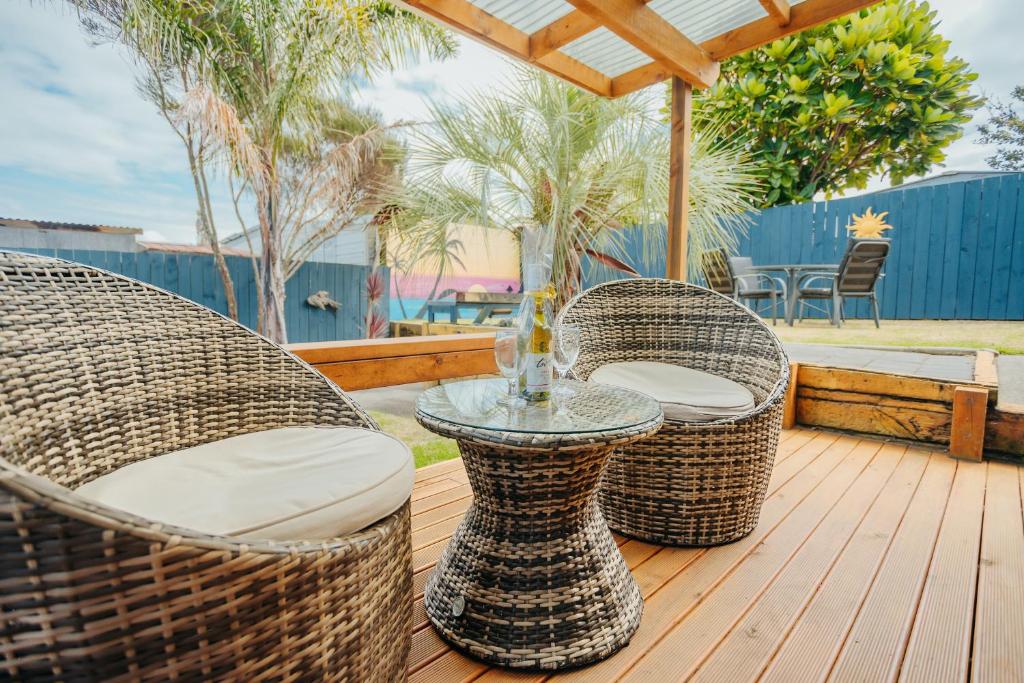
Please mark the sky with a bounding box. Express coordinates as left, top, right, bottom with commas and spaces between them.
0, 0, 1021, 244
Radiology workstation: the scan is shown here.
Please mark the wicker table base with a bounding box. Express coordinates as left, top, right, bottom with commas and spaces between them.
416, 380, 662, 670
424, 437, 646, 670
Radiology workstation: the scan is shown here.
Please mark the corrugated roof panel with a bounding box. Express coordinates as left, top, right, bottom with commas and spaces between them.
561, 28, 652, 78
473, 0, 575, 35
649, 0, 768, 45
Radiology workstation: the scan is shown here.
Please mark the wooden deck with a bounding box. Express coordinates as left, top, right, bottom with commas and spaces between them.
407, 428, 1024, 682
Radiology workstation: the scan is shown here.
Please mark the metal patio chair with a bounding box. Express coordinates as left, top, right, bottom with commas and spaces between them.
796, 238, 890, 327
700, 249, 782, 325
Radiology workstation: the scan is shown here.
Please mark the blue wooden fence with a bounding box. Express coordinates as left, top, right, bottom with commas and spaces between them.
7, 248, 379, 342
584, 173, 1024, 321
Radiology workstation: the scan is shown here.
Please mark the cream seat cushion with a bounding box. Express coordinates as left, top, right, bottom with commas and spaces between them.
590, 361, 756, 422
76, 426, 414, 542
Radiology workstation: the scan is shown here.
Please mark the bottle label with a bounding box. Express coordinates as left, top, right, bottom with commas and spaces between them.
525, 352, 552, 395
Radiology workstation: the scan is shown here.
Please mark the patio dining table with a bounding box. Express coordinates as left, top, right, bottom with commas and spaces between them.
750, 263, 839, 325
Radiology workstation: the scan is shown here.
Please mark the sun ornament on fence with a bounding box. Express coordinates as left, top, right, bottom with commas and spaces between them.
848, 207, 894, 239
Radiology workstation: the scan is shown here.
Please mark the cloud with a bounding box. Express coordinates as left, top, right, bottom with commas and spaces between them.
1, 0, 1020, 238
0, 5, 184, 184
0, 2, 250, 243
352, 36, 518, 124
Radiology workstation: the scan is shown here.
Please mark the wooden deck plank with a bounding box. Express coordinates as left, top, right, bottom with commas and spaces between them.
690, 442, 908, 682
412, 494, 474, 531
618, 438, 884, 681
412, 483, 473, 516
899, 459, 987, 683
414, 458, 466, 484
761, 449, 933, 683
970, 462, 1024, 683
412, 515, 465, 551
826, 454, 957, 682
539, 435, 861, 683
412, 476, 469, 503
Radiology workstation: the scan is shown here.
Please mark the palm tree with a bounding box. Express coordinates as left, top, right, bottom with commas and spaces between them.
76, 0, 456, 343
77, 0, 242, 321
385, 67, 760, 308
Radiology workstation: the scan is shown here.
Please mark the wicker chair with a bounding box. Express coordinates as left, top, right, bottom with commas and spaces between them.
0, 252, 411, 681
557, 278, 789, 546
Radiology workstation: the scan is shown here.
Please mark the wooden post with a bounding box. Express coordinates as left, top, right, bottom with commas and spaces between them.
950, 386, 989, 462
666, 76, 692, 280
782, 362, 799, 429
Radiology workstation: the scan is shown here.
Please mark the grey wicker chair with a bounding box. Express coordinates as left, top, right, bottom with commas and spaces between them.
0, 252, 411, 681
557, 278, 789, 546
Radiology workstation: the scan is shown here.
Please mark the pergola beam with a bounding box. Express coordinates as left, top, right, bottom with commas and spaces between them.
759, 0, 792, 26
611, 0, 881, 95
704, 0, 881, 60
528, 1, 654, 60
564, 0, 720, 89
399, 0, 612, 96
528, 11, 598, 59
666, 77, 692, 281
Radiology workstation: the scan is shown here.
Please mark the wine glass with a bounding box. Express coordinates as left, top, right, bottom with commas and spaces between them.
494, 329, 523, 405
552, 324, 581, 398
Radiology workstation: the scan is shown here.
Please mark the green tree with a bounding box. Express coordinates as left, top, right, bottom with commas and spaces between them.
78, 0, 243, 321
76, 0, 455, 343
387, 67, 760, 306
978, 86, 1024, 171
696, 0, 982, 206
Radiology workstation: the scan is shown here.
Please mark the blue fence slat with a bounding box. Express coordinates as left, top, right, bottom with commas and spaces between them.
989, 175, 1019, 319
939, 183, 965, 320
1007, 175, 1024, 319
895, 188, 918, 319
909, 186, 934, 319
923, 184, 950, 320
956, 180, 983, 319
972, 177, 1001, 319
869, 189, 896, 319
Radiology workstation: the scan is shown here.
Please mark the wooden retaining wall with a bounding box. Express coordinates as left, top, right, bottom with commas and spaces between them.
290, 336, 1023, 458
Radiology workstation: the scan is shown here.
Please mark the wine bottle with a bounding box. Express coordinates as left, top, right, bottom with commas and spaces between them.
519, 264, 553, 402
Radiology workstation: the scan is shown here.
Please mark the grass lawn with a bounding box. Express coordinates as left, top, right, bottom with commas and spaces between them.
771, 319, 1024, 355
369, 410, 460, 468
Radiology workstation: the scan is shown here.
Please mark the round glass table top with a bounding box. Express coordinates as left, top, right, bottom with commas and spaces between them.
416, 378, 663, 434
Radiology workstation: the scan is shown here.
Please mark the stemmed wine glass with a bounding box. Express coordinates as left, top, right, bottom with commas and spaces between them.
552, 324, 581, 400
494, 329, 524, 406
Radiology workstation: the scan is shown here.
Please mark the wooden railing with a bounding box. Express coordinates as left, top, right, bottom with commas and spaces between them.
288, 335, 1022, 459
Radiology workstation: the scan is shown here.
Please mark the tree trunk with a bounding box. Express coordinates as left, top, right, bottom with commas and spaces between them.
259, 192, 288, 343
185, 141, 239, 320
198, 162, 239, 321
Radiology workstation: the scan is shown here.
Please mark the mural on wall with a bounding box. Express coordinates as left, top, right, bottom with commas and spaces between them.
389, 224, 520, 320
